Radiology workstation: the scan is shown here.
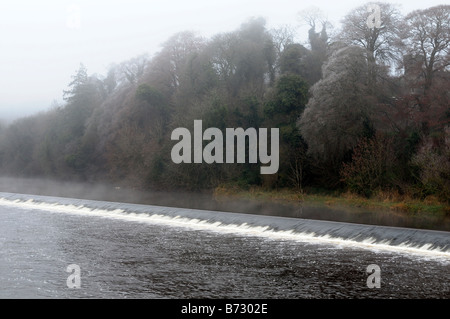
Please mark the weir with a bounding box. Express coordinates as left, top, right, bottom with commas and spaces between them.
0, 192, 448, 258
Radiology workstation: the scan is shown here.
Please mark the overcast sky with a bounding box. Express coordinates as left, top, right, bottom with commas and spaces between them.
0, 0, 445, 122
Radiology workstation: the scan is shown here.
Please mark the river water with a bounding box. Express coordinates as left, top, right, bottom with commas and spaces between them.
0, 192, 448, 299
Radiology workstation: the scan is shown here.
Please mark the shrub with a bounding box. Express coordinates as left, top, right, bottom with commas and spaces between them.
340, 135, 396, 197
411, 129, 450, 202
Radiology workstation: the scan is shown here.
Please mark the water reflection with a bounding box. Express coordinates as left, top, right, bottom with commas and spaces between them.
135, 192, 450, 231
0, 177, 448, 231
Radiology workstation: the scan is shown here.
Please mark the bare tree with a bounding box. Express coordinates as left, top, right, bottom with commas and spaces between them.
337, 2, 402, 87
298, 6, 329, 31
401, 5, 450, 92
270, 25, 297, 77
208, 32, 239, 86
207, 18, 275, 96
270, 25, 296, 56
118, 54, 149, 85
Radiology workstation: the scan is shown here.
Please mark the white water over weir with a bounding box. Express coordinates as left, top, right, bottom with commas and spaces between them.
0, 192, 448, 258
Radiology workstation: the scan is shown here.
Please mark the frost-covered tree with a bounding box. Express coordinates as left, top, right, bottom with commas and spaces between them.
299, 46, 375, 164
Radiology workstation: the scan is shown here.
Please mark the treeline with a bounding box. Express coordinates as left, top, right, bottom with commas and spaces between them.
0, 3, 448, 202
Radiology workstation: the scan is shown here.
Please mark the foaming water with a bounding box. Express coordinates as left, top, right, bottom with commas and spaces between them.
0, 192, 448, 260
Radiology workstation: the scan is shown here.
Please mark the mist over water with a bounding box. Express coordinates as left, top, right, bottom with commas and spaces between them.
0, 177, 448, 231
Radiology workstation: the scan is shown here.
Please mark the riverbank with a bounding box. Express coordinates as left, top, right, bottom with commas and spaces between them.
1, 176, 449, 230
213, 184, 450, 218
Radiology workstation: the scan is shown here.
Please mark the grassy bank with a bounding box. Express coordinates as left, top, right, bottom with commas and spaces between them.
213, 184, 450, 218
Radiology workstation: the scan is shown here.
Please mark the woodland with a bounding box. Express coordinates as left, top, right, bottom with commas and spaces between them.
0, 3, 448, 203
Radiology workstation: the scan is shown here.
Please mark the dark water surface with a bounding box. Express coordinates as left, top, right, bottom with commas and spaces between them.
0, 192, 448, 299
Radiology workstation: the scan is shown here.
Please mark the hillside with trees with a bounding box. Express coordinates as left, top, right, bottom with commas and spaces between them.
0, 3, 448, 204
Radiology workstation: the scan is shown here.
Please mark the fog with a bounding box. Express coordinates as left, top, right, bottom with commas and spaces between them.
0, 176, 448, 231
0, 0, 444, 121
0, 175, 294, 215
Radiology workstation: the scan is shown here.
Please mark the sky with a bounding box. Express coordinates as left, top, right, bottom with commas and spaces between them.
0, 0, 445, 122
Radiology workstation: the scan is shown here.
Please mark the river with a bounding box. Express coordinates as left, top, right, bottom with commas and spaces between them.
0, 192, 448, 299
